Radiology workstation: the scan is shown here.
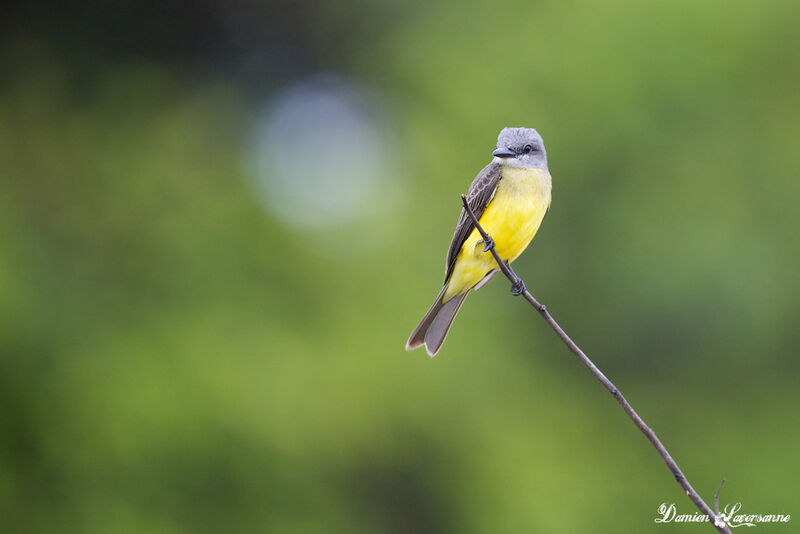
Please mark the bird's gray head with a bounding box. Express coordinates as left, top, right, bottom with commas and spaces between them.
492, 127, 547, 170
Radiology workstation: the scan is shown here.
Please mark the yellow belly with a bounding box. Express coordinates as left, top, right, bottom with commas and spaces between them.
444, 166, 551, 301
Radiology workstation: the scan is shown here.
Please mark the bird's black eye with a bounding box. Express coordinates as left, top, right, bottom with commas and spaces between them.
523, 144, 533, 154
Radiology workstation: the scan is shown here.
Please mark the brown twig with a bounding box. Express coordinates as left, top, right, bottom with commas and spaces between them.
715, 478, 726, 517
459, 194, 730, 534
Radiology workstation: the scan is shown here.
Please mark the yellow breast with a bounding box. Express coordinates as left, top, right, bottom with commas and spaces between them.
444, 166, 551, 301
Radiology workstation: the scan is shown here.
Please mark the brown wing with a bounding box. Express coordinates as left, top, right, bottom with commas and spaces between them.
444, 161, 503, 282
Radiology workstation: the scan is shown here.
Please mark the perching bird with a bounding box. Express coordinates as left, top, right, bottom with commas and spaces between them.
406, 127, 552, 357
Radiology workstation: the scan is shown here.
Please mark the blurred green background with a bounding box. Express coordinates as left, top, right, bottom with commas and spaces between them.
1, 1, 798, 532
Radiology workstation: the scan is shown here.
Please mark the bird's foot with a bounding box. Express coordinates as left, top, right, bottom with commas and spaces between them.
504, 262, 525, 296
480, 236, 495, 252
510, 278, 526, 296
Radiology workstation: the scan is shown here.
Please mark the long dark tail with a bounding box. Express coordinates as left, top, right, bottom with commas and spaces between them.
406, 285, 469, 357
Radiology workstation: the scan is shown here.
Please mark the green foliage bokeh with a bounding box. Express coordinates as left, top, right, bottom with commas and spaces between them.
1, 1, 799, 532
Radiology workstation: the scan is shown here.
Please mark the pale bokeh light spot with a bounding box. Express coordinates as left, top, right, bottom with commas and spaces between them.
252, 76, 394, 233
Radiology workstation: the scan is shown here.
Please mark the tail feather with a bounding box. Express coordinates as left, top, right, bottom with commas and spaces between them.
406, 286, 469, 357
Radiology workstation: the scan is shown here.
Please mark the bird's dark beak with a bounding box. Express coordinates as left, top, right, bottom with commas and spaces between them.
492, 147, 515, 158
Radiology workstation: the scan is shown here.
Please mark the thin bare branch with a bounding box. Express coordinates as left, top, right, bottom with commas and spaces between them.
459, 194, 731, 534
715, 478, 726, 517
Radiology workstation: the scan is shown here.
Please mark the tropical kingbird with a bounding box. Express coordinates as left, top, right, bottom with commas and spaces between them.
406, 127, 552, 357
